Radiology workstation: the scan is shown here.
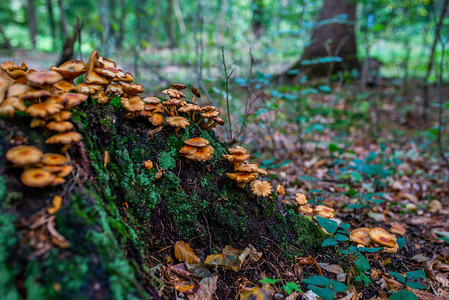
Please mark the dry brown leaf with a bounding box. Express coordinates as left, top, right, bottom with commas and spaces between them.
205, 245, 248, 272
174, 241, 201, 264
47, 217, 70, 248
187, 275, 218, 300
390, 222, 406, 235
248, 244, 262, 262
319, 263, 344, 275
240, 285, 275, 300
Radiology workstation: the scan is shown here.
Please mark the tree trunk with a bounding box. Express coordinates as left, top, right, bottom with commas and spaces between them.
57, 0, 68, 38
115, 0, 126, 49
251, 0, 264, 39
46, 0, 57, 50
165, 0, 177, 48
27, 0, 38, 50
286, 0, 359, 79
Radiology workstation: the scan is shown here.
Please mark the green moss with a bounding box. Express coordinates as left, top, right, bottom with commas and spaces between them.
158, 149, 177, 170
0, 176, 6, 203
71, 111, 89, 130
0, 212, 20, 300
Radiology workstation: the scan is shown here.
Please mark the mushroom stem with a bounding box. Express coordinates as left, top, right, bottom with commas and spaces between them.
233, 162, 241, 172
196, 116, 204, 125
60, 144, 71, 154
174, 127, 180, 138
202, 120, 219, 131
191, 96, 196, 103
191, 112, 196, 122
201, 119, 214, 130
237, 182, 247, 188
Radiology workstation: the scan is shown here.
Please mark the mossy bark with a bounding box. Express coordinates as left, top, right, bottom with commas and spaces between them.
0, 99, 325, 299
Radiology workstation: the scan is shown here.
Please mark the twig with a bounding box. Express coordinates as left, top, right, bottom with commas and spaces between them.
156, 244, 173, 253
221, 47, 234, 140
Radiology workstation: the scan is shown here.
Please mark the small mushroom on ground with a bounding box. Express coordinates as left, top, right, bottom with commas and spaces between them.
121, 96, 144, 112
250, 180, 272, 197
179, 138, 214, 162
314, 205, 335, 218
184, 137, 209, 147
184, 145, 214, 162
294, 193, 308, 205
41, 153, 68, 165
368, 227, 397, 249
6, 145, 43, 166
166, 116, 190, 137
144, 159, 153, 170
21, 168, 55, 187
276, 185, 285, 195
349, 227, 372, 247
226, 172, 258, 188
148, 113, 164, 126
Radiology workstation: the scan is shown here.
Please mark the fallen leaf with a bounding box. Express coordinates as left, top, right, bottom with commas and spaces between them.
390, 222, 406, 235
429, 200, 443, 213
47, 217, 70, 248
175, 281, 198, 294
318, 263, 344, 275
240, 285, 275, 300
185, 263, 211, 279
411, 254, 429, 263
187, 275, 218, 300
248, 244, 262, 262
205, 245, 248, 272
174, 241, 201, 264
367, 212, 386, 222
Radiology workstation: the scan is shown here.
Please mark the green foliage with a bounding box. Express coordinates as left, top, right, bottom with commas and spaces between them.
0, 212, 20, 300
388, 290, 419, 300
389, 270, 426, 290
304, 275, 346, 300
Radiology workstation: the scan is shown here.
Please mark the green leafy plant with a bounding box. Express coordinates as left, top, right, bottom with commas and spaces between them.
389, 270, 427, 290
388, 290, 418, 300
303, 275, 346, 300
315, 216, 349, 247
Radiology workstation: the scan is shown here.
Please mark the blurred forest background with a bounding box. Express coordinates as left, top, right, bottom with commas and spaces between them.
0, 0, 448, 160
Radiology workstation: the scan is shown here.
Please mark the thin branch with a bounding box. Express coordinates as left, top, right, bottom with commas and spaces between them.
221, 47, 234, 141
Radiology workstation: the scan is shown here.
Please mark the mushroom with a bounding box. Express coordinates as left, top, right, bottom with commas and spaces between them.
105, 84, 124, 97
235, 163, 259, 173
21, 89, 51, 101
62, 93, 88, 109
94, 66, 125, 80
276, 185, 285, 195
184, 137, 209, 147
250, 180, 272, 197
121, 96, 144, 112
144, 159, 153, 170
49, 111, 72, 121
294, 193, 308, 205
178, 103, 201, 121
46, 121, 74, 132
368, 227, 397, 249
0, 77, 11, 104
52, 80, 76, 94
222, 153, 250, 171
314, 205, 335, 219
228, 146, 248, 155
30, 117, 46, 128
26, 102, 63, 118
349, 227, 372, 247
298, 205, 314, 214
179, 145, 198, 155
91, 90, 109, 104
5, 69, 28, 79
45, 131, 82, 144
26, 71, 63, 88
184, 145, 215, 162
166, 116, 190, 137
50, 60, 86, 81
21, 168, 55, 187
196, 109, 220, 126
76, 83, 103, 95
6, 83, 32, 98
57, 165, 73, 177
143, 97, 161, 104
85, 50, 110, 85
162, 88, 185, 99
1, 61, 27, 72
202, 116, 225, 131
171, 83, 187, 91
191, 86, 201, 103
226, 172, 258, 188
42, 153, 68, 165
114, 72, 133, 83
120, 82, 144, 96
162, 99, 181, 116
148, 113, 164, 126
0, 97, 26, 117
6, 145, 43, 166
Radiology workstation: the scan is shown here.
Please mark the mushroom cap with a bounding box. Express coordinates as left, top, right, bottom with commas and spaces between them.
6, 145, 43, 165
179, 145, 198, 155
178, 104, 201, 113
162, 99, 181, 107
251, 180, 272, 197
46, 121, 74, 132
184, 137, 209, 147
276, 184, 285, 195
121, 96, 144, 112
45, 132, 82, 144
228, 146, 248, 155
52, 80, 75, 93
30, 117, 46, 128
226, 172, 258, 183
0, 97, 26, 116
76, 83, 103, 95
21, 168, 55, 187
26, 102, 63, 118
171, 83, 187, 91
50, 111, 72, 121
381, 243, 399, 253
42, 153, 68, 165
62, 93, 88, 109
94, 66, 125, 79
162, 88, 184, 99
166, 116, 190, 128
201, 110, 220, 119
50, 60, 86, 81
85, 50, 110, 85
1, 61, 20, 72
51, 176, 66, 186
222, 153, 250, 162
294, 193, 308, 205
201, 105, 215, 112
349, 227, 372, 247
26, 71, 63, 87
98, 56, 117, 68
6, 84, 32, 98
298, 205, 314, 214
191, 86, 201, 97
121, 82, 144, 95
57, 165, 73, 177
42, 165, 66, 173
22, 89, 51, 100
368, 227, 397, 248
257, 168, 268, 175
114, 72, 133, 83
149, 113, 164, 126
91, 90, 109, 104
143, 96, 161, 104
314, 205, 335, 218
105, 84, 124, 95
144, 159, 153, 170
235, 164, 259, 173
185, 145, 214, 162
44, 95, 66, 104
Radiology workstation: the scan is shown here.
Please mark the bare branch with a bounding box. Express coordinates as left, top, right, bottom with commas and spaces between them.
221, 47, 234, 140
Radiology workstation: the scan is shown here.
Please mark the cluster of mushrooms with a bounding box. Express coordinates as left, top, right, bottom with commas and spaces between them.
349, 227, 398, 253
5, 145, 72, 187
179, 137, 214, 162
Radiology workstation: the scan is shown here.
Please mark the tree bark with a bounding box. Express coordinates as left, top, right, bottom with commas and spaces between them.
422, 0, 449, 121
27, 0, 38, 50
286, 0, 359, 79
46, 0, 57, 50
57, 0, 68, 38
